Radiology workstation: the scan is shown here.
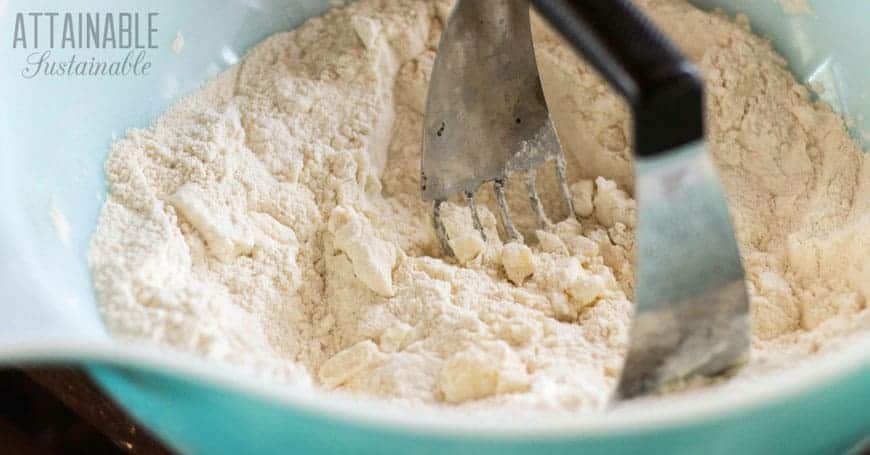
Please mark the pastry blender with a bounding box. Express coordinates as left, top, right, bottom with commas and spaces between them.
421, 0, 750, 399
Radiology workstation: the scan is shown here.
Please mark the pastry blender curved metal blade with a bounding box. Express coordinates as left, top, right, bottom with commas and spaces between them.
529, 0, 750, 399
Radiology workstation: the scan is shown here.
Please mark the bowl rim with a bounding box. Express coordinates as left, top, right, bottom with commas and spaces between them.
2, 332, 869, 438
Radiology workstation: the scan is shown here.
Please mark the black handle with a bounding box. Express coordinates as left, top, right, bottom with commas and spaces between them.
530, 0, 704, 157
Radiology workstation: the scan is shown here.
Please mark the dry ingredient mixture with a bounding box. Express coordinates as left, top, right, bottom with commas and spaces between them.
89, 0, 870, 413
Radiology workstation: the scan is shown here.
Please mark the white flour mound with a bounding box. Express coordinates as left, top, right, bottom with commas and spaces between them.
89, 0, 870, 413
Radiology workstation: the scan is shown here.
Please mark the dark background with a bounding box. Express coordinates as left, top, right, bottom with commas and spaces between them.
0, 368, 172, 454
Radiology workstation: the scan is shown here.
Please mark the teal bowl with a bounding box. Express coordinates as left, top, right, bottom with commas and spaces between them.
1, 0, 869, 453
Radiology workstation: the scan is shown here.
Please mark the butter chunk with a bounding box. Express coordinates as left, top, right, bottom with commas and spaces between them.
319, 340, 383, 389
536, 230, 568, 255
566, 271, 608, 309
550, 258, 610, 320
169, 183, 254, 263
437, 342, 530, 403
329, 206, 397, 297
501, 242, 536, 285
593, 177, 636, 228
570, 179, 595, 217
450, 234, 486, 265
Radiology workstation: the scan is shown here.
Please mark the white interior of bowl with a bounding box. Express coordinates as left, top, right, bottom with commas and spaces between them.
1, 0, 869, 434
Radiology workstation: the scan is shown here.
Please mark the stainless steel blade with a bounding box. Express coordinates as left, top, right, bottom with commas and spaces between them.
421, 0, 563, 202
616, 140, 751, 399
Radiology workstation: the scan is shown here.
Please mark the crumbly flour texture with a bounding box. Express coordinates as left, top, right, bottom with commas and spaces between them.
89, 0, 870, 412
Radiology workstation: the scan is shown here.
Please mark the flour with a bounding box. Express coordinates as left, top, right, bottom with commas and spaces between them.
172, 32, 185, 55
89, 0, 870, 413
777, 0, 813, 16
49, 197, 72, 247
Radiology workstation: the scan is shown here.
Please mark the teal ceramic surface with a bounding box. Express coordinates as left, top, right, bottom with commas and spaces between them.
1, 1, 869, 453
